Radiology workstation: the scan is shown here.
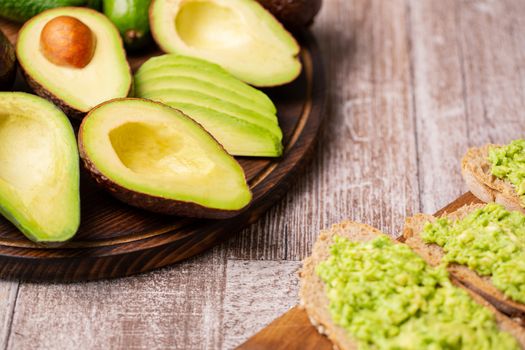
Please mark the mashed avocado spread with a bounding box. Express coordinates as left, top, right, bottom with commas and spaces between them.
488, 139, 525, 203
422, 203, 525, 304
316, 235, 518, 350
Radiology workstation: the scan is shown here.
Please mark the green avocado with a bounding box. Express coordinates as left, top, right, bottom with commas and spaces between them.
0, 92, 80, 243
422, 203, 525, 304
135, 54, 283, 157
16, 7, 132, 118
149, 0, 302, 87
79, 98, 252, 218
0, 0, 86, 23
316, 235, 520, 349
103, 0, 152, 51
488, 139, 525, 204
0, 29, 16, 91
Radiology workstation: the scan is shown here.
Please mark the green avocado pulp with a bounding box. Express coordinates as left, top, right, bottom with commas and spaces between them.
422, 203, 525, 304
316, 236, 519, 350
488, 139, 525, 204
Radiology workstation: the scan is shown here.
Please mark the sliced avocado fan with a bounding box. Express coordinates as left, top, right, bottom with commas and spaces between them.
135, 54, 284, 157
149, 0, 301, 87
0, 92, 80, 243
79, 98, 252, 218
16, 7, 132, 118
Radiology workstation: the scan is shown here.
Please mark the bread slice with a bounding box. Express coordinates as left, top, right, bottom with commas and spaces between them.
300, 221, 525, 349
462, 144, 524, 213
403, 204, 525, 326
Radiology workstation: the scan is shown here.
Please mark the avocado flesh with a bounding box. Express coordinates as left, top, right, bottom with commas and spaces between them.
16, 7, 132, 114
80, 99, 252, 213
134, 54, 283, 157
140, 89, 282, 139
0, 93, 80, 243
161, 103, 282, 156
150, 0, 301, 86
135, 55, 276, 113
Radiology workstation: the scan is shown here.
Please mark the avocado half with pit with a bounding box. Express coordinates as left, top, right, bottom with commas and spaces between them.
149, 0, 302, 87
79, 98, 252, 218
0, 92, 80, 243
135, 54, 283, 157
16, 7, 132, 119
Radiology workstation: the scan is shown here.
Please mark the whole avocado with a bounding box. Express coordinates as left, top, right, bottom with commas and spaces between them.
103, 0, 151, 51
0, 29, 15, 91
257, 0, 322, 30
0, 0, 87, 23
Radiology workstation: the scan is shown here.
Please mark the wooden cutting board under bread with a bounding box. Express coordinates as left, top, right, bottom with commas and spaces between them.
237, 192, 483, 350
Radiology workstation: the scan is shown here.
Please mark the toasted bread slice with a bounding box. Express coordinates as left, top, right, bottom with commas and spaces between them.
462, 144, 524, 213
403, 204, 525, 326
300, 221, 525, 349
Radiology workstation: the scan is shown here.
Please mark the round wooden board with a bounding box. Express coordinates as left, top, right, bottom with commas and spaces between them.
0, 19, 326, 281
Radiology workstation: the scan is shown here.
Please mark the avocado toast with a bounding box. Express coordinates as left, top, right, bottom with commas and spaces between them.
300, 221, 525, 350
404, 202, 525, 326
462, 139, 525, 213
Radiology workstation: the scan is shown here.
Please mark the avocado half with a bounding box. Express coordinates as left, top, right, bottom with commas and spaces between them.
16, 7, 132, 119
149, 0, 302, 87
0, 92, 80, 243
135, 54, 283, 157
79, 98, 252, 218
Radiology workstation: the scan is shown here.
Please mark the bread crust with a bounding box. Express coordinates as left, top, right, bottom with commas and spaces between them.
461, 144, 524, 213
403, 204, 525, 326
300, 220, 525, 349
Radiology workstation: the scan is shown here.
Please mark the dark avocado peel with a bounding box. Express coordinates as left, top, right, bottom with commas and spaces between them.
0, 28, 16, 91
257, 0, 323, 30
79, 98, 252, 218
149, 0, 301, 87
16, 7, 132, 119
0, 92, 80, 243
135, 54, 283, 157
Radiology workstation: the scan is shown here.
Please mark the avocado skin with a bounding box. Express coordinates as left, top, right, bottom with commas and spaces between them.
78, 98, 250, 219
257, 0, 322, 30
0, 0, 87, 23
103, 0, 152, 51
0, 29, 15, 91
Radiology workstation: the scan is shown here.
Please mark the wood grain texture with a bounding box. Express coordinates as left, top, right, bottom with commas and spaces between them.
236, 192, 483, 350
1, 0, 525, 348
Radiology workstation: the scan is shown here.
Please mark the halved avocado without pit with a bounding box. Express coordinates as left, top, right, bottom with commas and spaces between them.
79, 98, 252, 218
135, 54, 283, 157
0, 92, 80, 243
16, 7, 132, 119
149, 0, 302, 87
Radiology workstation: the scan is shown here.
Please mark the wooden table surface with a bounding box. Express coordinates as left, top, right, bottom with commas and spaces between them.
1, 0, 524, 349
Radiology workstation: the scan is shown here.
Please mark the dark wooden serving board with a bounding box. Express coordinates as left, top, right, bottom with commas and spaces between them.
237, 192, 483, 350
0, 19, 326, 281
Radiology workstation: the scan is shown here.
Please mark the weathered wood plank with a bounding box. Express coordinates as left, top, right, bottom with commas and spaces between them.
222, 260, 301, 349
7, 250, 226, 350
410, 0, 525, 213
226, 0, 419, 262
0, 281, 18, 349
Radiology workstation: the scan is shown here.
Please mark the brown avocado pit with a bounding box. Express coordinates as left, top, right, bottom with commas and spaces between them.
79, 98, 252, 218
40, 15, 96, 69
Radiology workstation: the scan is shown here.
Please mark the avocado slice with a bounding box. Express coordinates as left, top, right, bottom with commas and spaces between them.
149, 0, 302, 87
16, 7, 132, 119
0, 92, 80, 243
79, 98, 252, 218
134, 54, 283, 157
0, 29, 15, 91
